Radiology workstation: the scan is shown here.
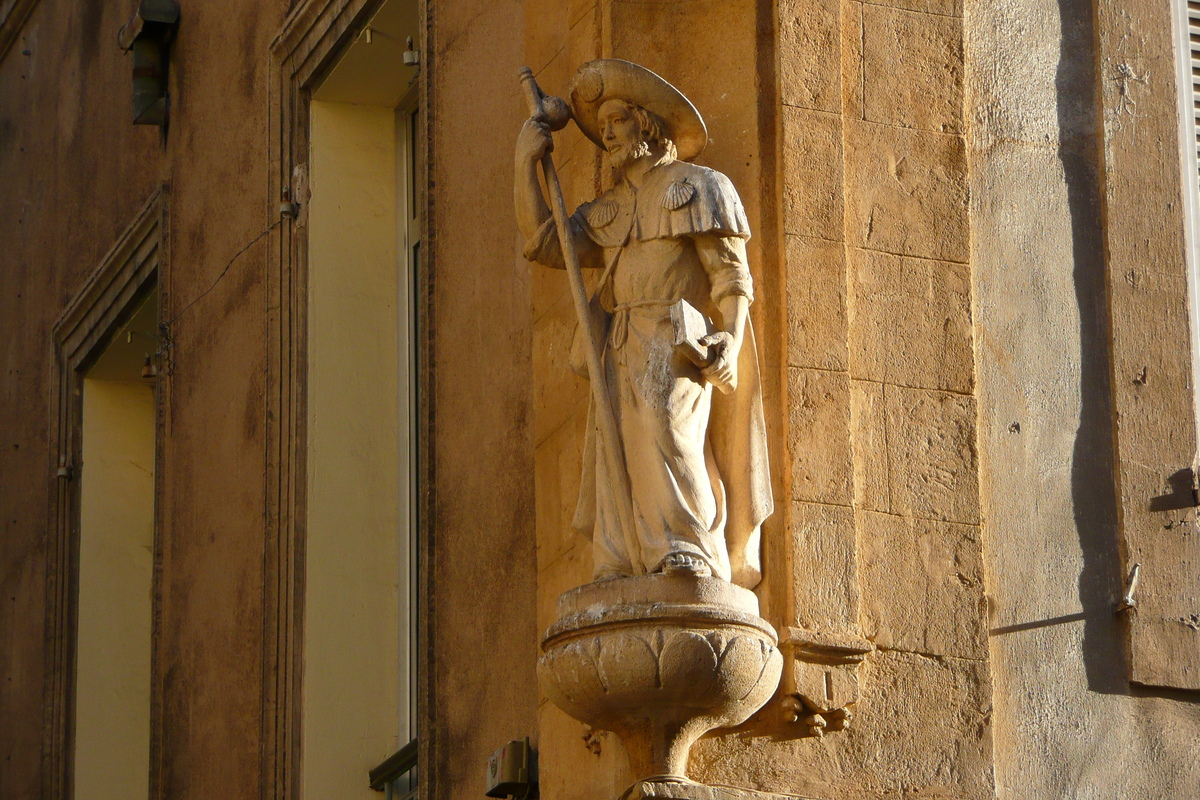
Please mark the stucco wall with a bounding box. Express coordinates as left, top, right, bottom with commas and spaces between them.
424, 0, 541, 798
151, 3, 292, 798
968, 0, 1200, 796
0, 2, 162, 797
0, 0, 292, 797
1, 0, 542, 796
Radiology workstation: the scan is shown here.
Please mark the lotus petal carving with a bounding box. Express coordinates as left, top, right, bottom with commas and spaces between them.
539, 575, 783, 783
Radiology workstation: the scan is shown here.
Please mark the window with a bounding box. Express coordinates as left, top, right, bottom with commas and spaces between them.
301, 0, 421, 795
47, 191, 164, 799
73, 291, 158, 800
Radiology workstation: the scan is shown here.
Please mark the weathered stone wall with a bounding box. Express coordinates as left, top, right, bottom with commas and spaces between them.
691, 2, 992, 798
969, 0, 1200, 796
839, 0, 993, 792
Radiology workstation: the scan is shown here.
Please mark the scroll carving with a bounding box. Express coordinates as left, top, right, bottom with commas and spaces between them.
780, 628, 872, 738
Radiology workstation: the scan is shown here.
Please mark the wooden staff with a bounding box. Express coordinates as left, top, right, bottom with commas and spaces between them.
518, 67, 641, 572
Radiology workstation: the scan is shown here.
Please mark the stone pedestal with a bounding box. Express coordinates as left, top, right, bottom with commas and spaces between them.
538, 575, 783, 784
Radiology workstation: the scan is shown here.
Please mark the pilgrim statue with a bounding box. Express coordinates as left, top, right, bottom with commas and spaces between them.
515, 59, 772, 589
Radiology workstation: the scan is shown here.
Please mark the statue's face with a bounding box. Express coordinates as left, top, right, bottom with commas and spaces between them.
599, 99, 648, 171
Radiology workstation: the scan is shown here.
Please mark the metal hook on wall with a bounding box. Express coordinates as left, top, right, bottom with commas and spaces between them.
1115, 563, 1141, 615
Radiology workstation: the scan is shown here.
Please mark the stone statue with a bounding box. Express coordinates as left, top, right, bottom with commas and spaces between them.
516, 59, 773, 589
519, 62, 782, 795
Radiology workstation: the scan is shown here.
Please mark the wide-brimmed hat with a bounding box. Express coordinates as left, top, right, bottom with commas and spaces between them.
569, 59, 708, 162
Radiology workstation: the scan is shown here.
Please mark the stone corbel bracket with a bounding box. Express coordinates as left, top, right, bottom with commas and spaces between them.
780, 627, 873, 738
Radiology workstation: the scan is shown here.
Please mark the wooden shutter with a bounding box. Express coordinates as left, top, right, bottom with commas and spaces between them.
1098, 0, 1200, 691
1190, 2, 1200, 186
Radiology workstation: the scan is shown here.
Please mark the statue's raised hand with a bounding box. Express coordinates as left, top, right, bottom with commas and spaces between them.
517, 118, 554, 164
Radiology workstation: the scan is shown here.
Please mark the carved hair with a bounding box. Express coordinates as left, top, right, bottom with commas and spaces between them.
626, 102, 678, 162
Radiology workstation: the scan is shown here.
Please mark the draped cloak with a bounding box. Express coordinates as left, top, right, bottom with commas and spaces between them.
524, 159, 773, 589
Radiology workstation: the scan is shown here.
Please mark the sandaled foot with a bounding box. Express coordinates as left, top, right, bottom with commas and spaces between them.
659, 552, 712, 578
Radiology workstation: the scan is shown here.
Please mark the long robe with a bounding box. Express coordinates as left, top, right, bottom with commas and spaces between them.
525, 158, 773, 589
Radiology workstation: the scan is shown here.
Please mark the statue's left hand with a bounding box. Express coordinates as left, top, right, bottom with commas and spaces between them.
700, 331, 740, 395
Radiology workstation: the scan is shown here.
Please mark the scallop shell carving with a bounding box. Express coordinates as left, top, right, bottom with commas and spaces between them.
573, 66, 605, 103
662, 180, 696, 211
586, 199, 619, 228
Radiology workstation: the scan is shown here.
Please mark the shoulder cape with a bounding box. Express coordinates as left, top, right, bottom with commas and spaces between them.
574, 160, 752, 247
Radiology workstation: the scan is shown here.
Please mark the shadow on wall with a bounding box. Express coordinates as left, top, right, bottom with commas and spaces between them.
1057, 0, 1127, 696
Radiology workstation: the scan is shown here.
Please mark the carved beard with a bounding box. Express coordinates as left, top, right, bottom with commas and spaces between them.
609, 139, 652, 173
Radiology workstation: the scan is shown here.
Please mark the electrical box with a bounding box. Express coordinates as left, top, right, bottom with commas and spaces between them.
485, 737, 536, 798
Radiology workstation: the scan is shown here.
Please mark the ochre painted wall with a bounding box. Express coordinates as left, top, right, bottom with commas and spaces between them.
151, 3, 292, 798
0, 0, 293, 797
424, 1, 541, 798
0, 1, 162, 796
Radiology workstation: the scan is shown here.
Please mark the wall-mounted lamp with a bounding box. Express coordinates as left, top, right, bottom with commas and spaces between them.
403, 36, 420, 67
118, 0, 181, 126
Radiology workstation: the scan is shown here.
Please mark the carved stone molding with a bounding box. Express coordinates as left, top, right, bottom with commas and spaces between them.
0, 0, 39, 63
779, 627, 872, 738
539, 575, 783, 789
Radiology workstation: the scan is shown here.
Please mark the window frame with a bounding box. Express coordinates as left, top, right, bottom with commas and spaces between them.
45, 187, 168, 800
267, 2, 431, 798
